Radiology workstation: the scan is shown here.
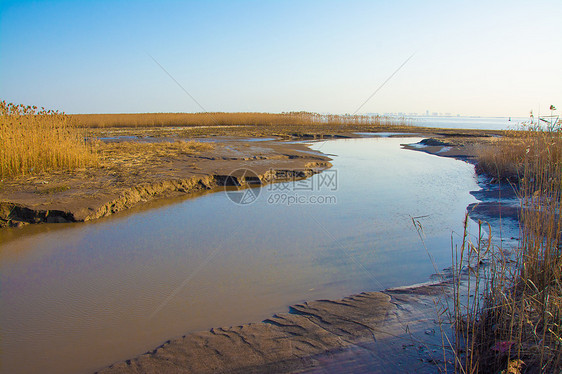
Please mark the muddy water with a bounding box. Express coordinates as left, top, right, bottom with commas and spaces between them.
0, 137, 479, 374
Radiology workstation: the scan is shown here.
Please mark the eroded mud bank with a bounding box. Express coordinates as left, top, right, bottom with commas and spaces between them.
0, 140, 331, 227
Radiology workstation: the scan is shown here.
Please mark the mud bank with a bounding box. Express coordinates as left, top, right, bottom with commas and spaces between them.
1, 128, 500, 229
0, 140, 331, 227
98, 284, 451, 374
1, 130, 499, 229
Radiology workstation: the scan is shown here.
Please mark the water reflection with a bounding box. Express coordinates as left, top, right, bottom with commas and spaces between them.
0, 137, 479, 374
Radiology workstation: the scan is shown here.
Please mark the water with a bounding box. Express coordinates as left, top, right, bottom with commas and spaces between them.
0, 137, 480, 374
354, 132, 417, 137
411, 116, 528, 130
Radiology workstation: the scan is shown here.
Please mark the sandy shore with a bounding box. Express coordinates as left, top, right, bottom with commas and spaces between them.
97, 283, 453, 374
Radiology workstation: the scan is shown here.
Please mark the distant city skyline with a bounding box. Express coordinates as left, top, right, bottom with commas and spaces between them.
1, 0, 560, 117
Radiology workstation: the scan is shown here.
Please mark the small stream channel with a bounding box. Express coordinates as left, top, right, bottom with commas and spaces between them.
0, 137, 516, 374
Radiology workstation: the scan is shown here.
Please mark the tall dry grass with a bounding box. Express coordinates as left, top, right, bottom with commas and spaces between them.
477, 123, 562, 182
71, 112, 411, 128
454, 122, 562, 373
0, 101, 97, 179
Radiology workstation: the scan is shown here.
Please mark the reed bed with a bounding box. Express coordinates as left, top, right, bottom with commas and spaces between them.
0, 101, 97, 179
476, 124, 562, 181
71, 111, 411, 128
453, 123, 562, 373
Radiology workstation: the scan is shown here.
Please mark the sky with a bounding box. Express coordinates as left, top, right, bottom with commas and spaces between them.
0, 0, 561, 116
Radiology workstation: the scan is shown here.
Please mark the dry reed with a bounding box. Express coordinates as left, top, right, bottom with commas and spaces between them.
0, 101, 97, 179
71, 112, 411, 128
453, 122, 562, 373
477, 123, 562, 182
93, 140, 214, 168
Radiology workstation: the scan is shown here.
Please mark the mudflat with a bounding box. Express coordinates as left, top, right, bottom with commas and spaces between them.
0, 124, 499, 228
98, 284, 452, 374
0, 139, 331, 227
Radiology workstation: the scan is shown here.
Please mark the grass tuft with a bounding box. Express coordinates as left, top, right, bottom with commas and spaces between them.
0, 101, 97, 179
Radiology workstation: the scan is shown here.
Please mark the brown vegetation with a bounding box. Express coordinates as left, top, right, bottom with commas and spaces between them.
93, 140, 214, 169
476, 125, 562, 181
454, 123, 562, 373
71, 111, 412, 128
0, 102, 227, 181
0, 101, 97, 179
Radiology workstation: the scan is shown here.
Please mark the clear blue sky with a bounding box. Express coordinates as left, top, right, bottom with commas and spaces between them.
1, 0, 561, 116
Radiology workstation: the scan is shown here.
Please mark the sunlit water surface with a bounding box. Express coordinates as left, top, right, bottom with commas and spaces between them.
0, 137, 480, 374
411, 116, 528, 130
